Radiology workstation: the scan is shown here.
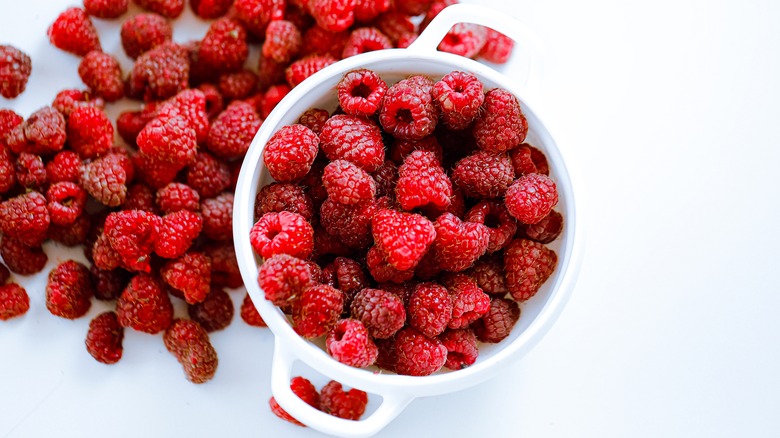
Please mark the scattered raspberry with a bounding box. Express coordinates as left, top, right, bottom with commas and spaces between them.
14, 152, 47, 190
158, 88, 210, 144
269, 376, 319, 426
115, 105, 157, 146
0, 191, 50, 247
83, 0, 129, 18
0, 148, 15, 195
505, 173, 558, 224
292, 284, 344, 338
473, 297, 520, 343
0, 109, 23, 139
46, 182, 87, 226
465, 200, 518, 253
190, 0, 233, 18
117, 273, 174, 333
127, 42, 189, 101
164, 319, 218, 383
240, 293, 266, 326
354, 0, 390, 21
80, 153, 129, 207
438, 23, 487, 58
319, 115, 385, 172
233, 0, 285, 37
466, 255, 506, 296
250, 211, 315, 259
207, 101, 263, 159
154, 210, 203, 258
5, 106, 67, 155
45, 151, 81, 184
479, 28, 514, 63
92, 231, 123, 270
342, 27, 392, 58
371, 208, 435, 271
254, 183, 314, 222
441, 273, 490, 329
350, 288, 405, 339
67, 106, 113, 159
46, 260, 93, 319
120, 12, 172, 59
431, 212, 490, 272
439, 328, 478, 370
326, 318, 378, 367
395, 0, 433, 15
90, 265, 130, 301
77, 51, 124, 102
155, 183, 200, 214
214, 70, 256, 102
379, 78, 437, 140
473, 88, 528, 152
0, 45, 32, 99
262, 124, 319, 182
0, 236, 48, 275
451, 151, 514, 199
104, 210, 161, 272
285, 55, 337, 88
393, 326, 447, 376
132, 152, 181, 189
122, 183, 156, 212
47, 7, 101, 56
396, 32, 417, 48
309, 0, 356, 32
137, 116, 197, 167
395, 150, 452, 211
48, 213, 91, 247
85, 311, 124, 364
373, 11, 413, 43
199, 18, 248, 74
200, 192, 234, 241
188, 287, 234, 332
259, 254, 315, 306
521, 210, 563, 244
337, 69, 388, 117
297, 108, 329, 135
431, 71, 484, 130
320, 381, 368, 421
203, 241, 242, 288
262, 20, 302, 64
135, 0, 185, 18
161, 252, 212, 304
301, 26, 348, 59
0, 283, 29, 320
258, 83, 290, 119
51, 89, 104, 118
184, 152, 230, 199
508, 143, 537, 176
526, 144, 550, 175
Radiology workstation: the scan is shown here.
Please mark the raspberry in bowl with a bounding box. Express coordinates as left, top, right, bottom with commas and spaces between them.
234, 4, 583, 437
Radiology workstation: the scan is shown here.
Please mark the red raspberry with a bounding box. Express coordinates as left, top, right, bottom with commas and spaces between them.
379, 79, 438, 140
432, 212, 490, 272
285, 55, 338, 88
115, 104, 158, 146
337, 69, 388, 117
46, 260, 93, 319
479, 28, 514, 63
374, 335, 397, 371
185, 152, 230, 199
396, 33, 417, 48
250, 211, 314, 259
204, 241, 243, 288
395, 150, 452, 211
262, 124, 319, 182
408, 282, 452, 338
135, 0, 185, 18
342, 27, 392, 58
77, 51, 123, 102
473, 88, 528, 152
49, 213, 91, 247
440, 328, 478, 370
322, 160, 377, 206
373, 11, 414, 43
80, 153, 129, 207
207, 101, 262, 159
240, 293, 267, 326
0, 283, 30, 320
503, 238, 557, 301
520, 210, 563, 244
188, 287, 234, 331
326, 318, 378, 367
354, 0, 390, 21
132, 153, 181, 189
233, 0, 284, 36
350, 288, 405, 339
155, 183, 200, 214
365, 245, 414, 284
0, 148, 14, 195
370, 160, 398, 199
201, 192, 234, 241
122, 183, 155, 213
67, 106, 113, 159
320, 115, 385, 172
394, 326, 447, 376
431, 71, 484, 130
158, 89, 210, 144
505, 173, 558, 224
371, 208, 435, 271
292, 284, 345, 338
137, 116, 197, 167
85, 311, 124, 364
299, 160, 329, 207
47, 7, 102, 56
5, 106, 67, 155
438, 23, 487, 58
164, 319, 218, 383
117, 273, 174, 333
14, 152, 47, 190
441, 273, 490, 329
262, 20, 302, 64
161, 252, 212, 304
259, 254, 316, 306
465, 200, 518, 253
0, 191, 50, 247
92, 231, 123, 270
309, 0, 356, 32
327, 257, 369, 299
508, 144, 537, 177
473, 297, 519, 343
297, 108, 329, 135
90, 265, 130, 301
269, 376, 319, 426
312, 225, 351, 259
84, 0, 129, 18
319, 198, 377, 249
451, 151, 514, 199
0, 263, 9, 284
320, 381, 368, 421
257, 83, 290, 119
120, 13, 172, 59
104, 210, 161, 272
44, 151, 80, 184
301, 26, 348, 59
51, 89, 105, 118
198, 83, 225, 118
389, 135, 443, 165
46, 182, 87, 226
128, 42, 190, 101
0, 108, 23, 136
154, 210, 202, 258
0, 45, 32, 99
395, 0, 433, 15
254, 183, 314, 222
0, 236, 48, 275
199, 18, 248, 74
191, 0, 233, 18
215, 70, 257, 102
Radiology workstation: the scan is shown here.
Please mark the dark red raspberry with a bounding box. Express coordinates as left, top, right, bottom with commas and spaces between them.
104, 210, 161, 272
117, 273, 174, 333
0, 147, 14, 195
261, 20, 302, 64
309, 0, 356, 32
161, 252, 211, 304
431, 71, 484, 130
120, 13, 172, 59
503, 238, 557, 301
322, 160, 377, 206
49, 213, 91, 247
299, 160, 329, 207
80, 154, 129, 207
441, 273, 490, 329
207, 101, 262, 159
85, 311, 124, 364
320, 381, 368, 421
365, 245, 414, 284
121, 183, 153, 212
200, 192, 233, 241
0, 45, 32, 99
438, 23, 487, 58
301, 26, 348, 59
46, 260, 93, 319
269, 376, 319, 426
326, 318, 378, 367
342, 27, 392, 58
0, 263, 9, 284
5, 106, 67, 155
394, 326, 447, 376
45, 151, 81, 184
297, 108, 329, 135
128, 42, 189, 101
371, 208, 435, 271
254, 183, 314, 222
199, 18, 248, 74
370, 160, 398, 199
508, 144, 537, 177
350, 288, 405, 339
320, 115, 385, 172
262, 124, 319, 182
240, 293, 267, 326
164, 319, 218, 383
389, 135, 443, 165
184, 152, 230, 199
467, 254, 507, 296
354, 0, 390, 21
520, 210, 563, 244
47, 7, 101, 56
379, 79, 438, 140
197, 83, 224, 119
312, 225, 352, 259
155, 183, 199, 214
505, 173, 558, 224
188, 287, 234, 332
155, 210, 203, 258
90, 265, 130, 301
373, 11, 413, 43
46, 182, 87, 226
395, 0, 433, 15
78, 51, 124, 102
395, 150, 452, 211
465, 200, 518, 253
0, 236, 48, 275
135, 0, 185, 18
451, 151, 514, 199
439, 328, 478, 370
0, 283, 29, 320
259, 254, 316, 306
374, 335, 397, 371
137, 116, 197, 167
67, 106, 113, 159
327, 257, 369, 299
319, 196, 378, 250
14, 152, 47, 190
473, 88, 528, 152
432, 212, 490, 272
191, 0, 233, 18
250, 211, 314, 259
51, 89, 105, 118
84, 0, 129, 18
92, 231, 123, 270
204, 241, 243, 288
216, 70, 258, 102
408, 282, 452, 338
479, 28, 514, 63
292, 284, 344, 338
0, 191, 50, 247
285, 55, 338, 88
233, 0, 284, 36
337, 69, 388, 117
473, 297, 519, 343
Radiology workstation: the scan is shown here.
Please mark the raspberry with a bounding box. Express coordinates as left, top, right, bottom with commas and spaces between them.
337, 69, 388, 118
90, 265, 130, 301
46, 260, 93, 319
285, 55, 338, 88
161, 252, 211, 304
395, 150, 452, 211
508, 144, 537, 176
214, 70, 256, 102
240, 293, 267, 326
191, 0, 233, 18
441, 273, 490, 329
0, 108, 23, 136
233, 0, 285, 36
132, 153, 181, 189
319, 195, 380, 251
51, 89, 104, 119
188, 287, 234, 332
14, 152, 47, 190
261, 20, 302, 64
164, 319, 218, 383
77, 51, 124, 102
322, 160, 377, 206
154, 210, 202, 259
258, 83, 291, 119
300, 160, 329, 207
67, 107, 113, 159
254, 183, 314, 222
309, 0, 356, 32
473, 88, 528, 152
465, 200, 518, 253
116, 105, 157, 146
47, 7, 102, 57
503, 238, 557, 302
301, 26, 349, 59
354, 0, 390, 21
373, 11, 414, 43
120, 13, 172, 59
155, 182, 200, 213
451, 151, 514, 199
250, 212, 314, 259
438, 23, 487, 58
326, 318, 378, 367
83, 0, 129, 18
199, 18, 248, 74
184, 152, 230, 199
395, 0, 433, 15
262, 124, 319, 182
0, 191, 50, 247
374, 335, 397, 371
396, 33, 417, 48
320, 115, 385, 172
298, 108, 329, 135
389, 136, 443, 165
44, 151, 80, 184
379, 79, 438, 140
117, 273, 174, 333
520, 210, 563, 244
431, 71, 484, 130
327, 257, 369, 298
158, 89, 210, 144
365, 245, 414, 284
85, 311, 124, 364
104, 210, 161, 272
49, 213, 91, 247
5, 106, 67, 155
121, 183, 156, 212
269, 376, 319, 426
258, 254, 315, 306
473, 297, 519, 343
135, 0, 185, 18
46, 182, 87, 226
319, 381, 368, 421
432, 212, 490, 272
0, 45, 32, 99
0, 263, 9, 284
200, 192, 233, 241
311, 225, 351, 259
80, 154, 129, 207
440, 328, 478, 370
350, 288, 405, 339
137, 117, 197, 169
0, 283, 29, 320
0, 236, 48, 275
128, 42, 189, 101
207, 101, 263, 159
407, 282, 452, 338
204, 241, 243, 288
92, 231, 123, 270
292, 284, 344, 338
393, 326, 447, 376
198, 83, 225, 118
370, 160, 398, 199
0, 147, 14, 195
505, 173, 558, 225
371, 208, 435, 271
479, 28, 514, 63
342, 27, 392, 58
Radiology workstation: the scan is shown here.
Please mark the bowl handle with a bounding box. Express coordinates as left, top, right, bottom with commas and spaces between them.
270, 341, 414, 437
408, 3, 544, 92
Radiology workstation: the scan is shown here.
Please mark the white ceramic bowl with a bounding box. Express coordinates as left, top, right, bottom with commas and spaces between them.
233, 4, 583, 437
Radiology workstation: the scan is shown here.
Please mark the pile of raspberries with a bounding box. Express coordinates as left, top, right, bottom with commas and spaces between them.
252, 67, 562, 382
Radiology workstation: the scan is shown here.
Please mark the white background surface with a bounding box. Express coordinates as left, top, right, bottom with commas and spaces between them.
2, 0, 780, 437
